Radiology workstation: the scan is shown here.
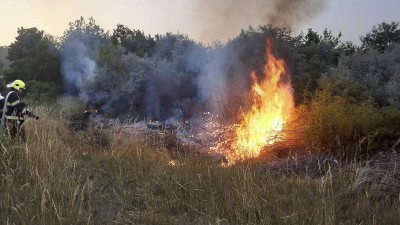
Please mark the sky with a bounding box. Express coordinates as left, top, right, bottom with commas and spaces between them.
0, 0, 399, 46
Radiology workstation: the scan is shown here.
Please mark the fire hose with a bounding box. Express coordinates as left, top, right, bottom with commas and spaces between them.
22, 110, 40, 120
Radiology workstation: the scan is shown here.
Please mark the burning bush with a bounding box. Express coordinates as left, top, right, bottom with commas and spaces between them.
229, 39, 294, 160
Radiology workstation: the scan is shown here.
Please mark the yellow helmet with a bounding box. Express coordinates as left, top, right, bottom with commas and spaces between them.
11, 80, 26, 91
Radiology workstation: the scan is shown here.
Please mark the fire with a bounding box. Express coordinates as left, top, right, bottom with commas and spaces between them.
232, 39, 294, 159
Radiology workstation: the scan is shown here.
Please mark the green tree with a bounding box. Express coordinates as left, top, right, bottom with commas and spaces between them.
61, 17, 112, 65
339, 44, 400, 106
297, 28, 342, 62
337, 41, 357, 56
84, 53, 154, 116
294, 28, 343, 102
0, 46, 10, 69
60, 17, 114, 96
5, 27, 62, 99
361, 21, 400, 52
0, 63, 5, 93
112, 24, 156, 57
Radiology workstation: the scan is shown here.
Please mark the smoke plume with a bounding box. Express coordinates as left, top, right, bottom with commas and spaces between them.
61, 40, 96, 101
58, 0, 328, 121
192, 0, 328, 43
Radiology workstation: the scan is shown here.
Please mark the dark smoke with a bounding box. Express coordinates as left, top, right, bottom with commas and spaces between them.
192, 0, 328, 43
267, 0, 327, 28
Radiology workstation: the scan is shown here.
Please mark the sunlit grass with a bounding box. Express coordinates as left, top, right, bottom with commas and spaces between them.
1, 107, 399, 224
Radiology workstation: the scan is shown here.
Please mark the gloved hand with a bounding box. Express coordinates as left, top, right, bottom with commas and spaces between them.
16, 102, 27, 111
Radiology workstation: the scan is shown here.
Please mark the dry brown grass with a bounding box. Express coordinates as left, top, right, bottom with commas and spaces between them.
353, 150, 400, 201
1, 107, 400, 224
0, 107, 92, 224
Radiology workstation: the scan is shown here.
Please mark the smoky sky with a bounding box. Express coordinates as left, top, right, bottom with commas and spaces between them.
192, 0, 328, 43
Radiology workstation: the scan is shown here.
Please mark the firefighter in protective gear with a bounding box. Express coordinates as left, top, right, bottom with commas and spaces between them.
1, 80, 27, 140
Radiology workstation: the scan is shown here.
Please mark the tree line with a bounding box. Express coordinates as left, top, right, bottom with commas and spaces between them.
0, 17, 399, 119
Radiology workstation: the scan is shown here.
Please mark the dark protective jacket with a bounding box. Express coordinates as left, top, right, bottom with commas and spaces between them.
4, 88, 25, 121
0, 96, 4, 111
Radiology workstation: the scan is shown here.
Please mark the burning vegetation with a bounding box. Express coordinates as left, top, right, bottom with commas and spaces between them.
2, 6, 400, 223
192, 39, 298, 164
231, 39, 294, 160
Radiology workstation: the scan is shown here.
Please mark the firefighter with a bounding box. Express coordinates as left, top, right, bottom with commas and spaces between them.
1, 80, 27, 140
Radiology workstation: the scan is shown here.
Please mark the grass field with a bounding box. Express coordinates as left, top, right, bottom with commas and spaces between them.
1, 108, 399, 225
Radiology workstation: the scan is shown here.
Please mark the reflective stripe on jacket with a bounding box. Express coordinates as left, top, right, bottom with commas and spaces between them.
5, 116, 24, 121
6, 99, 21, 107
5, 90, 21, 117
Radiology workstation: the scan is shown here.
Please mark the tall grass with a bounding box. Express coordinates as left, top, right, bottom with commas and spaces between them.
0, 107, 92, 224
1, 107, 399, 224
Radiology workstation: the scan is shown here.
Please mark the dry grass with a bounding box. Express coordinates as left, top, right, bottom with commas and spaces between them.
353, 150, 400, 201
0, 107, 92, 224
1, 107, 400, 224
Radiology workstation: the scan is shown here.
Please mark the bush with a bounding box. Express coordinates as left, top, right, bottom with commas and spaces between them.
303, 90, 378, 156
338, 44, 400, 106
301, 79, 400, 158
25, 80, 61, 105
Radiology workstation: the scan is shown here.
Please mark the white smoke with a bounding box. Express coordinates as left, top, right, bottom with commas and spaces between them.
61, 40, 96, 101
197, 48, 229, 102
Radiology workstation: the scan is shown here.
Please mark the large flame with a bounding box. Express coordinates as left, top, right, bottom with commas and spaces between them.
232, 39, 294, 159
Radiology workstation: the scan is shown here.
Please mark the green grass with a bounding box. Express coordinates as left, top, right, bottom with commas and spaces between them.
1, 107, 399, 225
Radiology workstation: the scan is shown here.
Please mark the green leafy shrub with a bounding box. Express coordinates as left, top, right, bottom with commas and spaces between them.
302, 79, 400, 158
25, 80, 61, 105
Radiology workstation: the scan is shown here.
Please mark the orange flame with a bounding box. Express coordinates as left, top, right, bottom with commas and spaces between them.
232, 39, 294, 160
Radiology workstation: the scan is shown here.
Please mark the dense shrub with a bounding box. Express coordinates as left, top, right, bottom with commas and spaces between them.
338, 44, 400, 106
25, 80, 61, 104
301, 79, 400, 158
303, 90, 379, 156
